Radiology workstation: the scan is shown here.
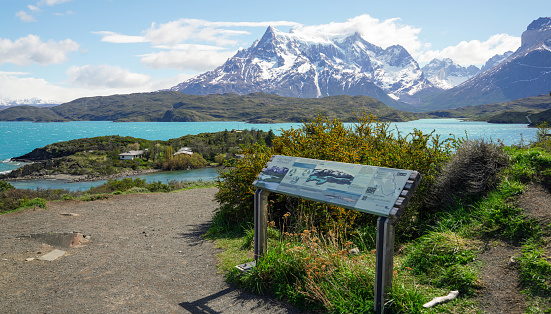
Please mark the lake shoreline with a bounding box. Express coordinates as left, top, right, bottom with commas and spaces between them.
4, 168, 163, 183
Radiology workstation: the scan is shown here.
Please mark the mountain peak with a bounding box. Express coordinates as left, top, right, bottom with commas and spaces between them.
522, 17, 551, 47
527, 17, 551, 31
259, 26, 279, 41
421, 58, 480, 89
171, 27, 432, 107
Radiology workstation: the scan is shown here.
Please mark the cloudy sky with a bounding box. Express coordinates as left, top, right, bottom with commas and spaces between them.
0, 0, 546, 103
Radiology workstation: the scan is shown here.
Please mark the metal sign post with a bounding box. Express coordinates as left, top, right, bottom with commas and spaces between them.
374, 216, 396, 313
236, 155, 421, 313
254, 188, 269, 260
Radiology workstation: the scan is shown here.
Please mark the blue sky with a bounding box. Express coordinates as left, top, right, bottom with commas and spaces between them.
0, 0, 547, 102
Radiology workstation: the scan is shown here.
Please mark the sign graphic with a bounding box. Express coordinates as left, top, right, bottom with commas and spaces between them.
253, 155, 412, 216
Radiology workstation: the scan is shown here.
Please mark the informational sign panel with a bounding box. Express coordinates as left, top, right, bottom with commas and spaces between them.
253, 155, 412, 217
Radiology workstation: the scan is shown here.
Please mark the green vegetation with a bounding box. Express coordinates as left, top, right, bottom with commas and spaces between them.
215, 112, 458, 239
429, 94, 551, 126
1, 129, 274, 180
0, 178, 215, 214
0, 91, 426, 123
3, 92, 551, 126
208, 114, 551, 313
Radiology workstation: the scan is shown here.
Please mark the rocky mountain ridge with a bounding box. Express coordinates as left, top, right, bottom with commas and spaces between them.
171, 26, 433, 108
170, 17, 551, 112
418, 17, 551, 111
421, 58, 480, 90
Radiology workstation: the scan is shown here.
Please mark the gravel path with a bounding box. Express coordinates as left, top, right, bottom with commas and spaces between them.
0, 188, 299, 313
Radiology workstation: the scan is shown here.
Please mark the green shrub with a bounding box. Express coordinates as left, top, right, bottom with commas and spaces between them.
214, 153, 226, 165
162, 153, 208, 170
0, 180, 14, 192
126, 187, 150, 193
215, 112, 459, 237
104, 177, 147, 192
81, 194, 109, 201
147, 181, 172, 193
532, 122, 551, 152
19, 197, 47, 209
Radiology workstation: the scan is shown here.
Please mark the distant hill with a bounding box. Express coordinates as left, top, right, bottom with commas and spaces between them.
428, 94, 551, 124
0, 91, 425, 123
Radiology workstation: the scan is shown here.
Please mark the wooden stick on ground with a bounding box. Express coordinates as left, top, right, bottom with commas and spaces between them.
423, 291, 460, 308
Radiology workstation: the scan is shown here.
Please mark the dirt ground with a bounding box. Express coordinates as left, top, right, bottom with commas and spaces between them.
476, 183, 551, 313
0, 188, 299, 313
2, 184, 550, 313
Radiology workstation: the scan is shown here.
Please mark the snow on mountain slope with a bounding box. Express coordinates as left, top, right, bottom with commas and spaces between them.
0, 97, 58, 108
421, 58, 480, 89
170, 26, 433, 107
419, 17, 551, 111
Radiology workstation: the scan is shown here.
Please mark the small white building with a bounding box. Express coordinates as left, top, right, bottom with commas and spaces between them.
174, 147, 193, 156
119, 150, 144, 160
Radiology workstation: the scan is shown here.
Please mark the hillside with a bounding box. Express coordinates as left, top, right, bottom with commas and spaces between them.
0, 91, 425, 123
428, 94, 551, 124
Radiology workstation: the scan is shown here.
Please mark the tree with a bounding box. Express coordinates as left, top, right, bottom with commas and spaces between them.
214, 153, 226, 165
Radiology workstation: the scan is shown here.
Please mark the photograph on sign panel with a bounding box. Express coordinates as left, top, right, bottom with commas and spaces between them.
305, 168, 355, 189
322, 189, 361, 207
255, 166, 289, 190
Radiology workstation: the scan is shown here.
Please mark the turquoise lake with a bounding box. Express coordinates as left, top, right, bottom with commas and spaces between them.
0, 119, 538, 191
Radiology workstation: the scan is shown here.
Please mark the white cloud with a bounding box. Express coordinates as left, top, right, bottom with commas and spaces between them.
0, 71, 193, 103
418, 34, 521, 66
280, 15, 521, 67
15, 10, 37, 22
291, 15, 423, 55
0, 35, 79, 66
93, 31, 147, 44
0, 72, 78, 102
16, 0, 72, 22
140, 48, 235, 72
66, 65, 152, 89
28, 5, 41, 12
95, 19, 299, 72
143, 19, 299, 46
0, 71, 31, 76
53, 10, 74, 16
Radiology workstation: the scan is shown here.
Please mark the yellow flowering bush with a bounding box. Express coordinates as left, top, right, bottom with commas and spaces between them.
215, 112, 459, 236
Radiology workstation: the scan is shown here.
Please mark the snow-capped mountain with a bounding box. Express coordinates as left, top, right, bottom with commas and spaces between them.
420, 17, 551, 111
479, 51, 513, 73
0, 97, 58, 109
421, 58, 480, 89
171, 26, 434, 107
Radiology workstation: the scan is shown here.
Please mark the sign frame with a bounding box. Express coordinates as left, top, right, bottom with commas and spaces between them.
237, 155, 421, 314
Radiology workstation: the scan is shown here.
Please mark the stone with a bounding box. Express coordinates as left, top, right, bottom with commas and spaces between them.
38, 249, 66, 261
30, 232, 89, 248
